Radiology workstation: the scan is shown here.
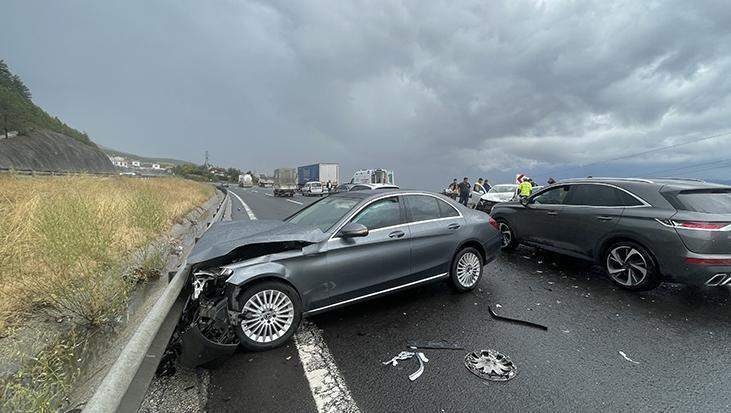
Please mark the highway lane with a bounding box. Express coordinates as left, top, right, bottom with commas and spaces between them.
209, 187, 730, 412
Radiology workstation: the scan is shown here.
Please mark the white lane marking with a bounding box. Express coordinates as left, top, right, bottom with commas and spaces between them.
230, 189, 356, 412
295, 321, 359, 413
264, 193, 274, 197
286, 199, 304, 205
229, 190, 257, 220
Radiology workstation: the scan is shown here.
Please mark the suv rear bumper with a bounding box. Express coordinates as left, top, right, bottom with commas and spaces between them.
664, 251, 731, 287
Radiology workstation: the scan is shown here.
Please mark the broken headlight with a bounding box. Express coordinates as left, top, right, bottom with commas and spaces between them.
191, 267, 233, 300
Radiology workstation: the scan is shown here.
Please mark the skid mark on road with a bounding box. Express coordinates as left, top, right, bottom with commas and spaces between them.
287, 199, 304, 205
229, 191, 256, 220
295, 321, 359, 413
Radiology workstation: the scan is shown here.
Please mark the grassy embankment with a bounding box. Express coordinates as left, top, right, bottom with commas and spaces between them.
0, 175, 214, 411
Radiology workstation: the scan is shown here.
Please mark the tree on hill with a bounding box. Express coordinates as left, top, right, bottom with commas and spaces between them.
0, 59, 94, 145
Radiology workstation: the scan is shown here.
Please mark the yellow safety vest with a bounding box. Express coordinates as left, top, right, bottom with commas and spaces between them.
519, 181, 532, 196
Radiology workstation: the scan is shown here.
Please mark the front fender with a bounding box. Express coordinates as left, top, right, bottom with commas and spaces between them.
225, 261, 289, 286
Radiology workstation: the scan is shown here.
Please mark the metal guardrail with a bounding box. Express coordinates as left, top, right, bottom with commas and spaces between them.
83, 192, 230, 413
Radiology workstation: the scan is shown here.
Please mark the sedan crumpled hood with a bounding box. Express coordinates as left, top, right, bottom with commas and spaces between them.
187, 219, 327, 265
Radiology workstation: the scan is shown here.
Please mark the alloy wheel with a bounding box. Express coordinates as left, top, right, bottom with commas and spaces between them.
606, 246, 649, 287
240, 289, 295, 343
499, 223, 512, 248
456, 251, 482, 287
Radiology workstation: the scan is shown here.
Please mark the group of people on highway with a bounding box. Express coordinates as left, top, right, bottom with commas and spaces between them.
448, 177, 491, 206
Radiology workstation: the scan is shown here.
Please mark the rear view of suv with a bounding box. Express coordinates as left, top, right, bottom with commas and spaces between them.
490, 178, 731, 290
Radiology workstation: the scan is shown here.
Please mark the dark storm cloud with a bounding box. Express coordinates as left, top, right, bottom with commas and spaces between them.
2, 0, 730, 187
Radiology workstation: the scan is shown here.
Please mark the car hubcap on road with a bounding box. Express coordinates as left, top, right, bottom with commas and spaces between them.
606, 246, 648, 286
499, 223, 512, 247
457, 252, 481, 287
240, 290, 294, 343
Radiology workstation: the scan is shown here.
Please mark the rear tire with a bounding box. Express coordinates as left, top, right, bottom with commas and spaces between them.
497, 220, 518, 251
450, 247, 484, 292
233, 281, 302, 351
604, 241, 661, 291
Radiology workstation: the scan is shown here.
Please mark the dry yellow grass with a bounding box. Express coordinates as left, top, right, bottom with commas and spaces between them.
0, 175, 214, 334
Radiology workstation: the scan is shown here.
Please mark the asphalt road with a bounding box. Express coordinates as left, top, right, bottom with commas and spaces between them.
208, 186, 730, 413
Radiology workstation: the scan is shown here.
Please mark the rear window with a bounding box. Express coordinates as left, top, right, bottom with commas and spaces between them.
404, 195, 441, 222
669, 189, 731, 214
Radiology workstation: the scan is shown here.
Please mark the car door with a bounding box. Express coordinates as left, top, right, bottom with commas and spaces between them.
517, 185, 571, 247
557, 183, 632, 258
315, 195, 412, 308
404, 194, 465, 279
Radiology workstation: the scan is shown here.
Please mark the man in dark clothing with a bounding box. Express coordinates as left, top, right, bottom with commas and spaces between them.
458, 177, 471, 206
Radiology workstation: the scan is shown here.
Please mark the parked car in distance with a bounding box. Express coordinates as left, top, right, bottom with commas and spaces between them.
302, 181, 323, 196
348, 183, 400, 191
476, 184, 518, 213
185, 190, 502, 351
490, 177, 731, 291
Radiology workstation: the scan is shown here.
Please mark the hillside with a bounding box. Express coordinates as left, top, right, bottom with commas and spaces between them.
0, 60, 94, 146
101, 146, 193, 167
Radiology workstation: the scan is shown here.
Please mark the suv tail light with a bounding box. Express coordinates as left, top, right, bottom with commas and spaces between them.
658, 219, 730, 231
686, 258, 731, 265
488, 216, 500, 231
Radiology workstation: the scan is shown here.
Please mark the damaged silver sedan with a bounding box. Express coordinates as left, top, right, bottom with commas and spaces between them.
180, 190, 501, 359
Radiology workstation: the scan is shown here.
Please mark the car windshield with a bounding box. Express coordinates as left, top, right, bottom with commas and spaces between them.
672, 189, 731, 214
490, 185, 516, 193
285, 196, 360, 232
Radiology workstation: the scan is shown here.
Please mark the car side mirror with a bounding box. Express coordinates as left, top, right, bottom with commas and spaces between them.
520, 197, 530, 207
337, 222, 369, 238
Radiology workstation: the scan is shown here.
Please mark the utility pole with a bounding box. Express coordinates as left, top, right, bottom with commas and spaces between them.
204, 151, 209, 168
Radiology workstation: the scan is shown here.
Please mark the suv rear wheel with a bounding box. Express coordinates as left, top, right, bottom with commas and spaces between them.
604, 241, 661, 291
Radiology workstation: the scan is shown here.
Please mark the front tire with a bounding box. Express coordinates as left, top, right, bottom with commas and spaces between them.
233, 281, 302, 351
450, 247, 484, 292
604, 241, 661, 291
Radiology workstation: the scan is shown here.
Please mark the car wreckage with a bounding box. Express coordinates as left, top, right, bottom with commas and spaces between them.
176, 190, 502, 365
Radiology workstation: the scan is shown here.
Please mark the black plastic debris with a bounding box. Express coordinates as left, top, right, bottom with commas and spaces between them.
407, 339, 465, 351
179, 324, 238, 368
488, 306, 548, 331
464, 349, 517, 382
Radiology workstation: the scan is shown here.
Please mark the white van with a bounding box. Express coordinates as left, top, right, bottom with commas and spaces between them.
302, 181, 323, 196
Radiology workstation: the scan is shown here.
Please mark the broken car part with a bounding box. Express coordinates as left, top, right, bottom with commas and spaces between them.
382, 351, 429, 381
464, 349, 517, 382
488, 306, 548, 331
407, 339, 465, 351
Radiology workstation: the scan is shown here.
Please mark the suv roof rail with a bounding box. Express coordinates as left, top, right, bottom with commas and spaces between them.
563, 177, 655, 184
651, 177, 706, 183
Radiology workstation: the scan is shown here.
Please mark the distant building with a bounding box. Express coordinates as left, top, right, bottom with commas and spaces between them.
152, 163, 162, 170
131, 161, 141, 168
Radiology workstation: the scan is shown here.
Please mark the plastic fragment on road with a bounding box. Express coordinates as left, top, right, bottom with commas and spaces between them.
464, 349, 517, 382
382, 351, 429, 381
488, 306, 548, 331
407, 339, 465, 351
618, 351, 640, 364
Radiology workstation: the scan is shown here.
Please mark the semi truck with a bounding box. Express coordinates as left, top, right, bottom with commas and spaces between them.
297, 163, 340, 189
238, 173, 253, 188
273, 168, 297, 197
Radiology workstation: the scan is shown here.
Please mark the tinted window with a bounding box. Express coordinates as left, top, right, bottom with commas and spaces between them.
532, 186, 570, 205
351, 197, 402, 230
437, 198, 460, 217
286, 196, 360, 232
350, 185, 368, 191
565, 184, 641, 207
670, 189, 731, 214
405, 195, 441, 222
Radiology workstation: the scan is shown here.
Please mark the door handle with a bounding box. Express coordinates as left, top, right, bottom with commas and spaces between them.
546, 211, 558, 216
388, 230, 405, 239
596, 216, 614, 221
447, 223, 461, 230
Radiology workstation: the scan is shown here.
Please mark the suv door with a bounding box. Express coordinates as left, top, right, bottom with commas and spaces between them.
404, 195, 465, 279
558, 183, 641, 258
318, 196, 412, 307
518, 185, 571, 247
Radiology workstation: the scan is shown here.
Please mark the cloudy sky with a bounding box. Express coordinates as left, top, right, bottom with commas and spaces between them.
2, 0, 730, 188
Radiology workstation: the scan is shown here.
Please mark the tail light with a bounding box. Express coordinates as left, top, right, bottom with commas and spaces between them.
658, 219, 730, 231
686, 258, 731, 265
488, 216, 500, 231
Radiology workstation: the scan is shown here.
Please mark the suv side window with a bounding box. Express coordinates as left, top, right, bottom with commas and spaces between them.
532, 186, 570, 205
437, 198, 460, 218
565, 184, 641, 207
404, 195, 441, 222
351, 196, 402, 230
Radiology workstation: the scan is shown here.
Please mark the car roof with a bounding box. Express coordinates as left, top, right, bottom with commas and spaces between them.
556, 177, 728, 190
329, 188, 441, 201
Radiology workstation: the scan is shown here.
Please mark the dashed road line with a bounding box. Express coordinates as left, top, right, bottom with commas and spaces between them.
229, 190, 256, 220
264, 193, 274, 197
286, 199, 304, 205
228, 189, 356, 412
295, 321, 359, 413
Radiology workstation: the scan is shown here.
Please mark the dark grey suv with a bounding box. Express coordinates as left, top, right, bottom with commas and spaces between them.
490, 178, 731, 290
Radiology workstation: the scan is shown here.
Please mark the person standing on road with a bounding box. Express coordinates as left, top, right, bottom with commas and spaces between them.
458, 177, 471, 206
547, 177, 556, 185
473, 178, 486, 194
518, 177, 533, 201
483, 179, 491, 192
